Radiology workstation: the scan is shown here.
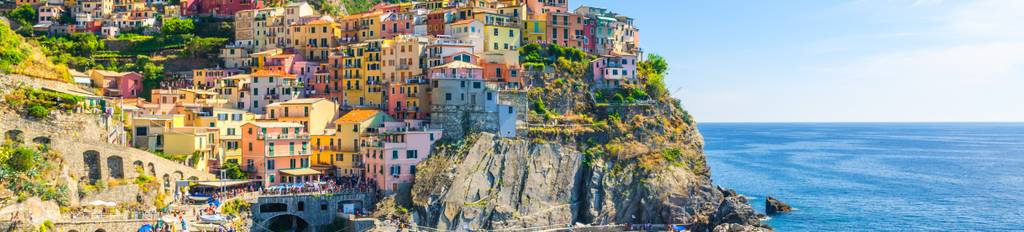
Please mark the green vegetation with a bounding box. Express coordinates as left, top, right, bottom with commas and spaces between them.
0, 142, 69, 206
638, 54, 669, 98
5, 4, 37, 32
161, 17, 195, 35
188, 151, 203, 167
221, 199, 252, 217
0, 20, 71, 81
221, 162, 248, 179
154, 151, 189, 162
3, 87, 85, 119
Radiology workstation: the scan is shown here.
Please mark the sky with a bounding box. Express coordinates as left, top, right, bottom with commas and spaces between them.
571, 0, 1024, 122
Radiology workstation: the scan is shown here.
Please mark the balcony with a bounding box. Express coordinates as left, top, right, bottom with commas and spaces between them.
257, 133, 311, 140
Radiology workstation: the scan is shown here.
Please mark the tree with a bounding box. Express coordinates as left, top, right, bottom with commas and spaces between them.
639, 54, 669, 98
58, 9, 76, 25
161, 17, 195, 35
6, 4, 37, 28
221, 162, 247, 179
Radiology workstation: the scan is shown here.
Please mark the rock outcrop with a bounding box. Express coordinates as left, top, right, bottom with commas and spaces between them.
410, 133, 770, 231
765, 197, 792, 214
407, 50, 768, 231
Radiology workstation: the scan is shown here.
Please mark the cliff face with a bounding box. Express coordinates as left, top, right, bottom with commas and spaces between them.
412, 134, 764, 231
407, 51, 767, 231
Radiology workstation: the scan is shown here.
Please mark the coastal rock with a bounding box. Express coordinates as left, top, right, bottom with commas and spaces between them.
765, 196, 792, 214
713, 223, 773, 232
412, 134, 770, 231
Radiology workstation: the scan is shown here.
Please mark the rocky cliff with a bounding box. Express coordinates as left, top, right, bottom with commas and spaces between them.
407, 61, 770, 231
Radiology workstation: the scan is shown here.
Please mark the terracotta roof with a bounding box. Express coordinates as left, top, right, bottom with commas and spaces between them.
251, 69, 295, 78
336, 109, 381, 123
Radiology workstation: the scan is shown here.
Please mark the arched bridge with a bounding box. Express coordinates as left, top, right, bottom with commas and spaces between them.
251, 192, 374, 232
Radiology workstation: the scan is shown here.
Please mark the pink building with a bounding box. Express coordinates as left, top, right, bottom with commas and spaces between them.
241, 121, 319, 186
182, 0, 263, 17
380, 12, 415, 39
360, 120, 442, 193
590, 54, 638, 89
89, 70, 143, 98
291, 61, 322, 96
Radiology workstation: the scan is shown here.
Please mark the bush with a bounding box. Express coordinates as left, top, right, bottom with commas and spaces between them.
6, 146, 38, 172
161, 17, 195, 35
27, 104, 49, 118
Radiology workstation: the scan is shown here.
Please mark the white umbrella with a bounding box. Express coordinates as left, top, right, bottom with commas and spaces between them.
87, 200, 116, 207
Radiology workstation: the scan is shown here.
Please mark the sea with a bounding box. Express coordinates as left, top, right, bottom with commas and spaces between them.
699, 123, 1024, 231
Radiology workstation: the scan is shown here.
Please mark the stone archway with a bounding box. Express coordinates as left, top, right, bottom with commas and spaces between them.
173, 171, 184, 180
5, 129, 24, 143
83, 150, 102, 180
162, 174, 171, 188
106, 156, 124, 179
188, 176, 199, 181
147, 162, 156, 176
32, 136, 50, 146
263, 214, 311, 232
94, 229, 106, 232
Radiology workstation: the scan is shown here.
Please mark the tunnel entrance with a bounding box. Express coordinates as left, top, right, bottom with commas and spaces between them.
264, 214, 310, 232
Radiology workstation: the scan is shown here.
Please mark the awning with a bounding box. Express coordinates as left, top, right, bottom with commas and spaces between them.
279, 168, 321, 176
193, 180, 255, 188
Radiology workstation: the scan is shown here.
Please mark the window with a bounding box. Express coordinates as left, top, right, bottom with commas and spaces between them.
290, 158, 296, 169
493, 28, 498, 36
392, 150, 398, 159
135, 127, 147, 136
406, 150, 417, 159
391, 165, 400, 175
445, 93, 452, 101
268, 160, 275, 170
410, 165, 417, 175
487, 92, 493, 101
473, 82, 481, 89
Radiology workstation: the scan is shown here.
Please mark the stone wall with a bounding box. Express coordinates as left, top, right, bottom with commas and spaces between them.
55, 219, 150, 232
0, 74, 215, 207
250, 193, 373, 231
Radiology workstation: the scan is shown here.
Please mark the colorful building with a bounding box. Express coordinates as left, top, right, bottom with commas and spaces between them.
239, 69, 301, 114
163, 127, 220, 172
289, 15, 341, 61
88, 70, 143, 99
240, 122, 318, 186
332, 109, 390, 177
590, 54, 639, 89
361, 119, 442, 193
182, 0, 263, 17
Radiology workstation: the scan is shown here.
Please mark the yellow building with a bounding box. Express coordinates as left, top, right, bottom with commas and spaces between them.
310, 130, 337, 171
381, 35, 427, 84
523, 19, 546, 44
214, 74, 252, 110
163, 127, 220, 172
333, 109, 390, 176
264, 98, 339, 135
478, 12, 522, 51
343, 11, 382, 42
341, 41, 385, 109
209, 108, 255, 164
289, 16, 342, 61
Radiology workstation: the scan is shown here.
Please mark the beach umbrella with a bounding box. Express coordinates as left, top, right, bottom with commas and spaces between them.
138, 224, 153, 232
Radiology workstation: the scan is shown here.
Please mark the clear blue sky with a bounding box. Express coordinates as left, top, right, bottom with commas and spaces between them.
572, 0, 1024, 122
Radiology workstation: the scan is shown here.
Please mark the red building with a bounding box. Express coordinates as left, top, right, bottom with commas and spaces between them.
182, 0, 263, 17
426, 10, 448, 36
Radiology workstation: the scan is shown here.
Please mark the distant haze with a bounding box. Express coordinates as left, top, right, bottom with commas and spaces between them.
574, 0, 1024, 122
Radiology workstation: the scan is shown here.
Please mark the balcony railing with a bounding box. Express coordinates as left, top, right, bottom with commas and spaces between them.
257, 133, 311, 140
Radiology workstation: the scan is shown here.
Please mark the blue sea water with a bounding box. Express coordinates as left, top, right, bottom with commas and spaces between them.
699, 123, 1024, 231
